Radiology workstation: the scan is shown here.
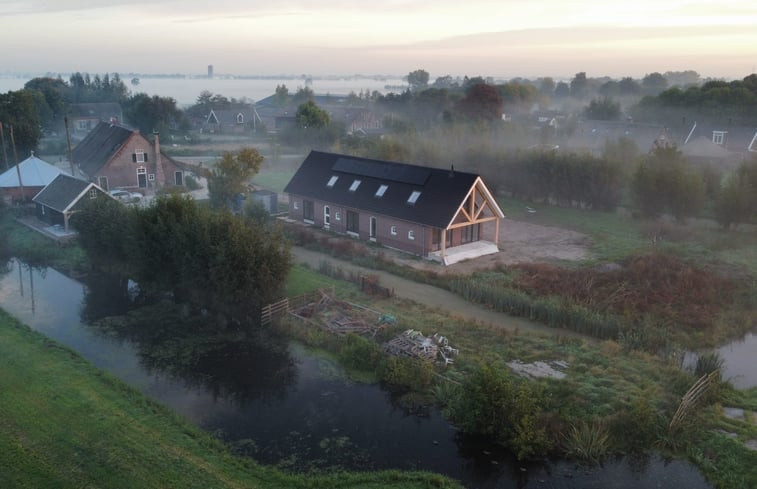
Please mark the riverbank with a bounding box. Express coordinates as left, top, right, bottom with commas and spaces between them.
0, 308, 459, 489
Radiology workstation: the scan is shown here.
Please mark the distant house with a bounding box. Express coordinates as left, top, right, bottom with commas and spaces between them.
680, 122, 757, 167
69, 103, 124, 137
0, 152, 67, 203
563, 120, 671, 156
32, 174, 109, 230
72, 121, 187, 192
203, 108, 261, 134
254, 93, 383, 135
284, 151, 504, 265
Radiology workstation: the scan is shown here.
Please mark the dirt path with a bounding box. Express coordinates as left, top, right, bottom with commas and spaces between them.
292, 246, 588, 339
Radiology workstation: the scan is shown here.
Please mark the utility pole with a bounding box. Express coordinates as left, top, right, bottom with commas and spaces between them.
0, 121, 8, 171
9, 124, 24, 202
64, 116, 76, 176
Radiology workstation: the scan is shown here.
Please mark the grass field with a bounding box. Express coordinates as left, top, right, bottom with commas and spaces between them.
0, 308, 459, 489
252, 170, 296, 193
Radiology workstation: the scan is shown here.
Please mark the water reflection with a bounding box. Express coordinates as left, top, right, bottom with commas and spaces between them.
0, 258, 714, 488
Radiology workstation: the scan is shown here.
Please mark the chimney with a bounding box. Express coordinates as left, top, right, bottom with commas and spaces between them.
153, 131, 165, 186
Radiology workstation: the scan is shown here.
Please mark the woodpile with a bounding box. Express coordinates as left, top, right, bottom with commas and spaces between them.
384, 330, 459, 365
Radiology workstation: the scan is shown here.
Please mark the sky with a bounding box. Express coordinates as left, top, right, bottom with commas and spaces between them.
1, 0, 756, 80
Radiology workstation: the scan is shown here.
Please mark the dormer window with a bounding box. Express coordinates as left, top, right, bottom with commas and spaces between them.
327, 176, 338, 187
712, 131, 726, 145
375, 184, 388, 197
407, 190, 421, 204
349, 179, 361, 192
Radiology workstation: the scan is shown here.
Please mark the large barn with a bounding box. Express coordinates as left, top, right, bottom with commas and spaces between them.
284, 151, 504, 265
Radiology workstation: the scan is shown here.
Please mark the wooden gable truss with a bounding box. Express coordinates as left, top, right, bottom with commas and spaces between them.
440, 177, 505, 260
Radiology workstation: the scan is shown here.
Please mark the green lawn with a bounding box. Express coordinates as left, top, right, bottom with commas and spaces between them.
252, 171, 295, 193
0, 309, 459, 489
284, 264, 351, 297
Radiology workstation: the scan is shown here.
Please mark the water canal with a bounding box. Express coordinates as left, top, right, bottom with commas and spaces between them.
0, 258, 716, 488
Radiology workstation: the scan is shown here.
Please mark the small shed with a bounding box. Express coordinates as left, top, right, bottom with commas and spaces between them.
0, 153, 67, 203
32, 174, 109, 230
250, 189, 278, 214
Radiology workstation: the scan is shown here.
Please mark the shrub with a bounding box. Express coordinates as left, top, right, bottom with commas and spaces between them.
381, 356, 434, 391
562, 421, 610, 463
337, 334, 384, 371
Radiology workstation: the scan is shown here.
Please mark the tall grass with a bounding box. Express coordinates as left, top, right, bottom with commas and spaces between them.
448, 278, 624, 339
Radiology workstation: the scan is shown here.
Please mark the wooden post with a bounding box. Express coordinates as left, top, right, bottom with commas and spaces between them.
441, 228, 447, 262
64, 116, 75, 176
9, 124, 24, 202
0, 122, 9, 171
495, 217, 500, 246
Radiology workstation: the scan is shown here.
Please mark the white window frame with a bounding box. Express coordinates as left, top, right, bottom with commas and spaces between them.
408, 230, 415, 240
390, 225, 397, 235
237, 113, 244, 124
349, 179, 361, 192
135, 149, 145, 163
148, 173, 155, 181
89, 188, 97, 200
324, 205, 331, 227
407, 190, 421, 204
375, 184, 388, 197
335, 211, 341, 221
712, 131, 726, 145
293, 201, 299, 210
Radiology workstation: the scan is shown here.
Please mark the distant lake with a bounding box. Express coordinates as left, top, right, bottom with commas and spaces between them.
0, 75, 407, 107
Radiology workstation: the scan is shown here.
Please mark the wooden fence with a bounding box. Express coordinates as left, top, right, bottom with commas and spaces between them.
261, 286, 336, 326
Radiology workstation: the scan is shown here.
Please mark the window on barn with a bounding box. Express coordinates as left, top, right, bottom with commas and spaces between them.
346, 210, 359, 234
134, 149, 146, 163
407, 190, 421, 204
408, 230, 415, 240
712, 131, 726, 145
237, 113, 244, 124
327, 176, 338, 187
375, 184, 388, 197
89, 189, 97, 199
390, 225, 397, 235
349, 179, 361, 192
335, 211, 341, 221
324, 205, 331, 226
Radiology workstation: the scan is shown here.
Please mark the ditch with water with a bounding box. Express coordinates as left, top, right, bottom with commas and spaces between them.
0, 258, 723, 488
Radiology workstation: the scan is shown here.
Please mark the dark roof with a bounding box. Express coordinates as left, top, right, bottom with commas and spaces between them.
32, 174, 92, 212
284, 151, 479, 228
72, 122, 135, 177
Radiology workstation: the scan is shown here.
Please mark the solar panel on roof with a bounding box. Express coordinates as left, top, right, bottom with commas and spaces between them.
332, 157, 430, 185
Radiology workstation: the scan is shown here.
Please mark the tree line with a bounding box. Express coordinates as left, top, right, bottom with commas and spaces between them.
72, 192, 291, 325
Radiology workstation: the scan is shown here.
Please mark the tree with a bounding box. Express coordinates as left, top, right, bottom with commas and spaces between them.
123, 93, 185, 134
274, 84, 289, 106
0, 89, 43, 156
207, 148, 264, 209
24, 77, 68, 132
715, 159, 757, 228
631, 146, 704, 221
295, 100, 330, 129
618, 77, 641, 96
570, 72, 589, 99
456, 83, 504, 121
554, 81, 570, 98
539, 77, 556, 95
292, 86, 314, 105
584, 96, 621, 120
406, 69, 429, 91
642, 72, 668, 95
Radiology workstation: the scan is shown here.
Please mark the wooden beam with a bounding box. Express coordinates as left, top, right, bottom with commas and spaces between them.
495, 217, 500, 245
441, 228, 446, 259
447, 216, 497, 230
